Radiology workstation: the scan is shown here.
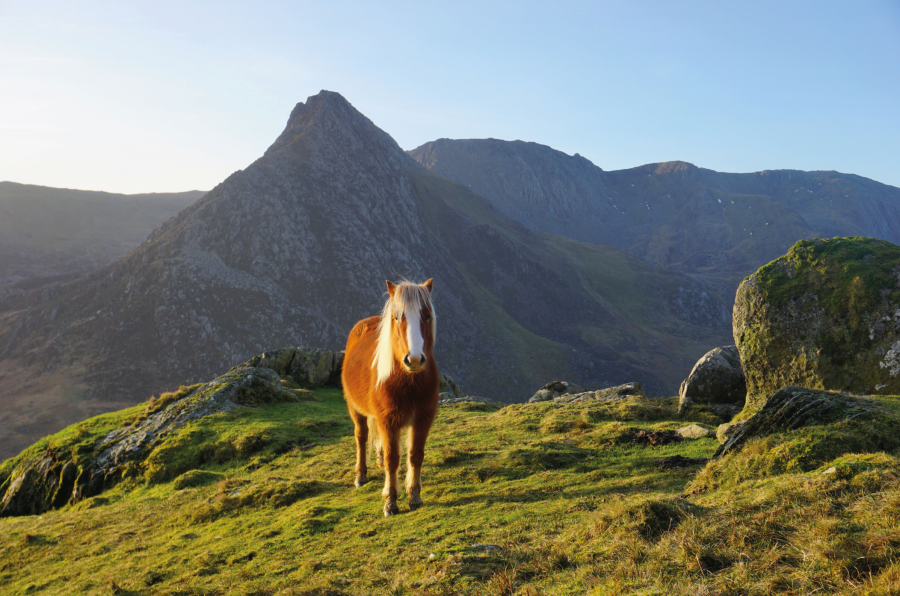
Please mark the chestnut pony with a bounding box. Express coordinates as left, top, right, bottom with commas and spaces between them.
341, 279, 439, 516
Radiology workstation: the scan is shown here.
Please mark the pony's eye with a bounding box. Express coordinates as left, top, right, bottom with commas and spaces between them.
423, 314, 432, 321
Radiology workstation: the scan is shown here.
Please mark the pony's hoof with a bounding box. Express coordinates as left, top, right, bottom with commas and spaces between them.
409, 495, 424, 511
384, 502, 400, 517
355, 476, 368, 488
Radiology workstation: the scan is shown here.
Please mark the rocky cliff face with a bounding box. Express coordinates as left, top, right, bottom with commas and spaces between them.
0, 91, 732, 460
733, 237, 900, 413
410, 140, 900, 295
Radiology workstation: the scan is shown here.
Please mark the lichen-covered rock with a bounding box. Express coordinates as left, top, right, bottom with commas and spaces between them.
714, 385, 876, 458
678, 345, 746, 413
676, 424, 714, 439
715, 420, 746, 444
247, 346, 343, 388
0, 362, 292, 517
734, 237, 900, 414
527, 381, 586, 403
554, 382, 646, 403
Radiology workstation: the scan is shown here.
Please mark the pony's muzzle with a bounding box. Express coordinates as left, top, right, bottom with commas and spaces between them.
403, 353, 426, 371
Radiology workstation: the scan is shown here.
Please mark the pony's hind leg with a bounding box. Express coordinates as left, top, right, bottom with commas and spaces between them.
380, 423, 401, 516
349, 408, 369, 488
368, 417, 384, 469
406, 415, 434, 511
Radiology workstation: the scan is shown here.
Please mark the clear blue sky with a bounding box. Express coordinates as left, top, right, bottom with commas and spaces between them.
1, 0, 898, 194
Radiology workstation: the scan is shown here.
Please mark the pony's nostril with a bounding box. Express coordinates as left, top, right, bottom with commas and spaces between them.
403, 355, 411, 367
420, 355, 427, 365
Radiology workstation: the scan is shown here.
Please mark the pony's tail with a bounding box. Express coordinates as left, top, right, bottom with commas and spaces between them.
368, 417, 384, 469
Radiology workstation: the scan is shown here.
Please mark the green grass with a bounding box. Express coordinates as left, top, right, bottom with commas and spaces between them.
1, 386, 899, 595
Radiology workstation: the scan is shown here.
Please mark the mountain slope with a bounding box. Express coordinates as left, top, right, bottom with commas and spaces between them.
410, 139, 900, 292
0, 182, 203, 291
0, 92, 730, 460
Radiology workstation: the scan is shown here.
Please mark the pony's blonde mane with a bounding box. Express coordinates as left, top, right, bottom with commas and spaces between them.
372, 281, 436, 387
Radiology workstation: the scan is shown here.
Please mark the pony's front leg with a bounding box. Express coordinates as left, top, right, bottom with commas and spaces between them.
349, 408, 369, 487
406, 416, 433, 511
380, 425, 401, 516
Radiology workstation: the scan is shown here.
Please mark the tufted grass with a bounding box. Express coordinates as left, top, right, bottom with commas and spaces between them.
1, 386, 899, 595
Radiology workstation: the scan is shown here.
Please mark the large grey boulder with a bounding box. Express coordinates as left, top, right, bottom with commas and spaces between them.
678, 345, 746, 416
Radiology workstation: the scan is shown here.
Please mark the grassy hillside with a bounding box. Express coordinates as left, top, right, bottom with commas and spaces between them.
2, 378, 899, 595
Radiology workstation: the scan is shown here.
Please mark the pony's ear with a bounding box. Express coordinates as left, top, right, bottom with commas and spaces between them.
386, 280, 396, 298
423, 278, 433, 293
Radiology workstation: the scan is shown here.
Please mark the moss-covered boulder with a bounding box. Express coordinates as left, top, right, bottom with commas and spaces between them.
733, 237, 900, 413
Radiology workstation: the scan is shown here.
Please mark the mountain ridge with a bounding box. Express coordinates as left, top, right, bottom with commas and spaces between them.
409, 138, 900, 296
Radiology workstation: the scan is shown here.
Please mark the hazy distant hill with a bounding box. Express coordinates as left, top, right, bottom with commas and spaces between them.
0, 183, 203, 290
0, 92, 730, 459
410, 139, 900, 293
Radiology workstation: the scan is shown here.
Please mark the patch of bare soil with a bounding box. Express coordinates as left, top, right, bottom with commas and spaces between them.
654, 455, 710, 470
631, 429, 682, 446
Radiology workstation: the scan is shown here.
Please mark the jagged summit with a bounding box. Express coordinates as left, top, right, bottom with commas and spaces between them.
264, 90, 410, 170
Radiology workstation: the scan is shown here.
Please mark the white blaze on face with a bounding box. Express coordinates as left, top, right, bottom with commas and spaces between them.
405, 306, 425, 362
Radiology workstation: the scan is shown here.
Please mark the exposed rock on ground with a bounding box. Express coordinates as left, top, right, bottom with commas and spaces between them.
715, 420, 747, 444
733, 237, 900, 414
438, 396, 502, 407
439, 372, 463, 400
552, 382, 645, 404
247, 346, 343, 388
714, 385, 876, 458
676, 424, 714, 439
527, 381, 586, 403
678, 345, 746, 415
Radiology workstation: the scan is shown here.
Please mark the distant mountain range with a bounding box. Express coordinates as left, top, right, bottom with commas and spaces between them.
0, 92, 733, 459
0, 183, 203, 292
410, 139, 900, 297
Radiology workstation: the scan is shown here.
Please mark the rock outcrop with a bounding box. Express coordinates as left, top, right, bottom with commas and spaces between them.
678, 345, 746, 417
553, 382, 646, 403
246, 346, 343, 388
0, 347, 333, 517
733, 237, 900, 413
714, 385, 876, 458
528, 381, 586, 403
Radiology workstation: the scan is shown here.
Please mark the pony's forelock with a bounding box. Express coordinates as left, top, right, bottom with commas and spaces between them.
372, 281, 436, 386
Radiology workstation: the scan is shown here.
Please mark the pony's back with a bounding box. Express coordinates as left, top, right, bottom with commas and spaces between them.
341, 315, 380, 414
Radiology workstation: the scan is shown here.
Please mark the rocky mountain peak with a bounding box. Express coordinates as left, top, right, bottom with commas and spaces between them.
264, 90, 409, 170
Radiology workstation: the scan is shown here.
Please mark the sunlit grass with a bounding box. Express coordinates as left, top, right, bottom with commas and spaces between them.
1, 388, 899, 595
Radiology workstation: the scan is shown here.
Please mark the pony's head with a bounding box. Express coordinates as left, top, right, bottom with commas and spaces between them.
373, 279, 435, 385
